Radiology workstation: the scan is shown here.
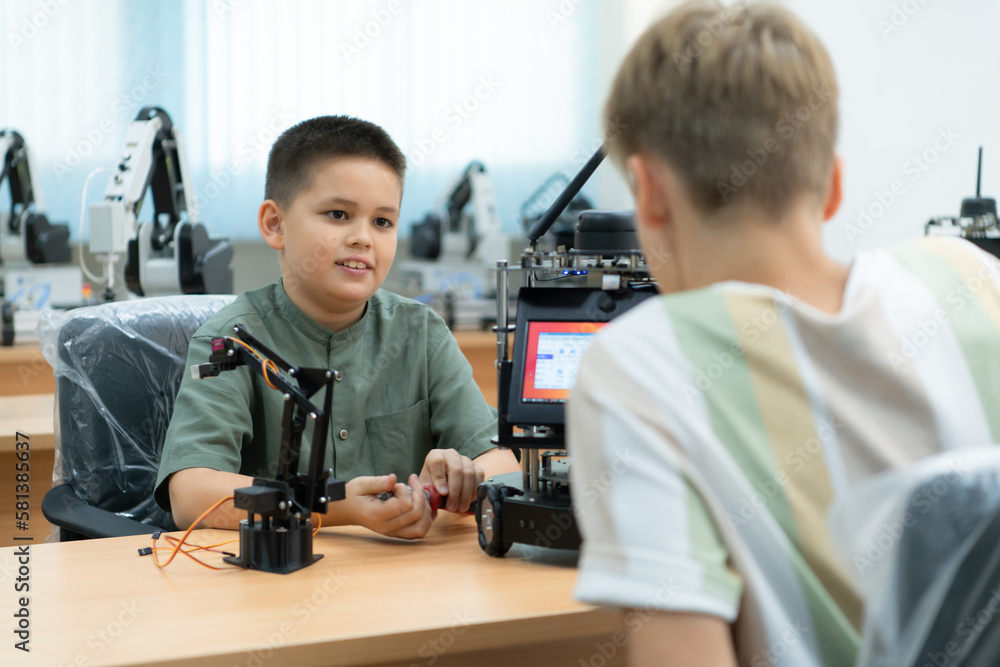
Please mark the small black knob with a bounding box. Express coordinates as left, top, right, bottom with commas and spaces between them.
598, 293, 615, 313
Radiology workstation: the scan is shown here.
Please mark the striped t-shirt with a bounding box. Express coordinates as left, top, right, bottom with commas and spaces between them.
567, 236, 1000, 666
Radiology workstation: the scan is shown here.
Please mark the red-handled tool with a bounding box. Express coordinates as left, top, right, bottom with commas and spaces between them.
378, 485, 474, 514
423, 484, 476, 514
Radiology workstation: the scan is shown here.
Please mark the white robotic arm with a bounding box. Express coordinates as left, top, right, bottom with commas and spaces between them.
410, 161, 506, 265
88, 106, 232, 300
401, 161, 510, 328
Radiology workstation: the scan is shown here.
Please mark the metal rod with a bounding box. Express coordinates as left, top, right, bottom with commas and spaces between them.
496, 260, 508, 370
521, 447, 531, 489
530, 447, 540, 493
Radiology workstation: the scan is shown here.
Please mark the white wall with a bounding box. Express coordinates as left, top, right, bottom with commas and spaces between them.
593, 0, 1000, 262
5, 0, 997, 274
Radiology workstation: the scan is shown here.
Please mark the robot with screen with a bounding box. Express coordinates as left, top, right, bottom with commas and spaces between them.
475, 146, 658, 557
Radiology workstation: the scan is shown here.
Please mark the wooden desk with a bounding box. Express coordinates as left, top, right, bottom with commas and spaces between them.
454, 331, 499, 408
0, 342, 55, 396
0, 394, 54, 454
0, 515, 626, 666
0, 394, 56, 547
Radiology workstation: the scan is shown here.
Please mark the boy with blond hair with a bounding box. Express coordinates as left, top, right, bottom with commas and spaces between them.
156, 115, 518, 537
569, 2, 1000, 665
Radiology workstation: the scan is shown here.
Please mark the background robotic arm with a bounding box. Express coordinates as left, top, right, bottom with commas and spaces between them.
88, 106, 233, 300
0, 129, 71, 269
410, 160, 504, 262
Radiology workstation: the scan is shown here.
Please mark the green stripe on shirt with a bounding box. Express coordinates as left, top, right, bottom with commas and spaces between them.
890, 242, 1000, 440
664, 289, 800, 538
665, 288, 860, 665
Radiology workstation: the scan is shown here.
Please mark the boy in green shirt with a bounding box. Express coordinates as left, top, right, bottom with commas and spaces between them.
155, 116, 518, 537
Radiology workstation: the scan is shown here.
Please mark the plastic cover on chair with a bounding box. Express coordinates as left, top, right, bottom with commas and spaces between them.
829, 447, 1000, 667
38, 295, 234, 535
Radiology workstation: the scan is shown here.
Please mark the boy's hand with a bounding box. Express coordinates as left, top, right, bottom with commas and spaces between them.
342, 474, 432, 539
419, 449, 484, 514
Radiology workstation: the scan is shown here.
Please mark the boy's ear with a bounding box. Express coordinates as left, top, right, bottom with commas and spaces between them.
258, 200, 285, 250
627, 154, 671, 231
822, 156, 843, 222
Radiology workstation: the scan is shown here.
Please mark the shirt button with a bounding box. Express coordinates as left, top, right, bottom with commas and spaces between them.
339, 429, 348, 440
334, 370, 344, 381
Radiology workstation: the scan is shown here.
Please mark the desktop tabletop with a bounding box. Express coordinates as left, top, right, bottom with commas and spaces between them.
0, 512, 625, 667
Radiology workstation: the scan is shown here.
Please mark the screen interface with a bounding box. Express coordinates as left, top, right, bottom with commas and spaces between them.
521, 321, 606, 403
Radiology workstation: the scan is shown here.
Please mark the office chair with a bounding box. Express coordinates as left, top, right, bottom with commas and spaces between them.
40, 294, 234, 541
834, 448, 1000, 667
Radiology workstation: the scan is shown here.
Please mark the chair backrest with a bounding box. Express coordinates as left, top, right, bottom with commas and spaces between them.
40, 295, 235, 532
829, 448, 1000, 667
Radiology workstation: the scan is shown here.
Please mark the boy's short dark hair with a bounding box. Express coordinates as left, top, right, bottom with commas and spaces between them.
265, 115, 406, 208
606, 1, 838, 218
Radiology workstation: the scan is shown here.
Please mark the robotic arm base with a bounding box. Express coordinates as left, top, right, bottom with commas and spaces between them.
125, 222, 233, 297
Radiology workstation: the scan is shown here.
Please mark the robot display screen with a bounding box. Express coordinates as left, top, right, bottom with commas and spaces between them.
521, 321, 606, 403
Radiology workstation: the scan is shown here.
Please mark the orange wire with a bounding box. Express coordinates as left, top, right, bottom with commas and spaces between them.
153, 535, 240, 571
152, 495, 236, 569
161, 535, 239, 553
229, 337, 280, 389
151, 495, 321, 570
262, 359, 279, 390
178, 537, 240, 550
151, 545, 227, 570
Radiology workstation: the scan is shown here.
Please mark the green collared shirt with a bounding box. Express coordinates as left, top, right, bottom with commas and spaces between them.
154, 282, 497, 511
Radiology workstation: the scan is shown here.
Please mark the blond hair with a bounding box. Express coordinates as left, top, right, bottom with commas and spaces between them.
605, 1, 838, 216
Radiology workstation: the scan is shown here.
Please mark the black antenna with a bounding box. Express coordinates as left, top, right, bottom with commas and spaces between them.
960, 146, 997, 219
977, 146, 984, 198
527, 145, 605, 247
